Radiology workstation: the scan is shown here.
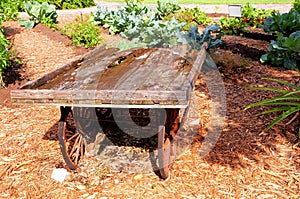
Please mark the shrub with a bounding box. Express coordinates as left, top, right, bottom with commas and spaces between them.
260, 31, 300, 70
242, 3, 277, 28
293, 0, 300, 12
61, 15, 103, 48
262, 9, 300, 37
164, 7, 212, 31
218, 16, 246, 35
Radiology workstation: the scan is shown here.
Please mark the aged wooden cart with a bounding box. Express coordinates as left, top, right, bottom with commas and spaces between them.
11, 44, 207, 179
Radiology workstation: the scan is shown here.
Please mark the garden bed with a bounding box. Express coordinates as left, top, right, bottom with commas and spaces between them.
0, 10, 299, 199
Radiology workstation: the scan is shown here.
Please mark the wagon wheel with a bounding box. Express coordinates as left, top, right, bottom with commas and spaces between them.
158, 108, 179, 179
58, 106, 85, 170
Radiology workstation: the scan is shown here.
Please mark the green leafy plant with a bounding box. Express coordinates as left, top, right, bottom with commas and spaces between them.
0, 22, 20, 87
0, 34, 11, 87
120, 17, 185, 49
92, 6, 111, 26
164, 7, 212, 31
156, 0, 181, 19
93, 1, 155, 35
245, 78, 300, 135
103, 10, 147, 35
292, 0, 300, 12
260, 31, 300, 70
177, 24, 223, 50
61, 15, 103, 48
262, 9, 300, 37
19, 1, 58, 29
218, 16, 246, 35
0, 0, 95, 12
242, 3, 277, 28
123, 0, 149, 15
0, 0, 21, 21
37, 0, 95, 10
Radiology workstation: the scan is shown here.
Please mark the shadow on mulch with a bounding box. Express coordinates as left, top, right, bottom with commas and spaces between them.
192, 63, 300, 170
41, 87, 300, 173
42, 122, 60, 141
43, 108, 158, 150
4, 26, 22, 38
2, 25, 26, 87
0, 58, 25, 107
200, 125, 300, 170
2, 59, 24, 86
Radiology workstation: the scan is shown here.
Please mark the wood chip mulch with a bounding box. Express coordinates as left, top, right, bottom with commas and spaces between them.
0, 13, 299, 198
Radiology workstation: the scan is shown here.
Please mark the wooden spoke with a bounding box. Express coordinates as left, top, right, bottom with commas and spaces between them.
58, 107, 85, 170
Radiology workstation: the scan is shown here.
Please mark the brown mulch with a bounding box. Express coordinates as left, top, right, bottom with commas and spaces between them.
0, 13, 300, 198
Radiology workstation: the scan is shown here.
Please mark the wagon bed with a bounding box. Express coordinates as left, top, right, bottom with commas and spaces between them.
11, 44, 207, 179
11, 45, 205, 107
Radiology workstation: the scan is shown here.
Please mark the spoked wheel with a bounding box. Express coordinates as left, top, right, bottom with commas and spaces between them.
58, 106, 85, 170
157, 108, 180, 179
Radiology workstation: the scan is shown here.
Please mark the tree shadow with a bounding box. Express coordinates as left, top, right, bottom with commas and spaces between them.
193, 64, 300, 170
3, 25, 22, 38
2, 59, 23, 86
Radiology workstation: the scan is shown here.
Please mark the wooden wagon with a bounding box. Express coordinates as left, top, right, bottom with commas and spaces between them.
11, 44, 207, 179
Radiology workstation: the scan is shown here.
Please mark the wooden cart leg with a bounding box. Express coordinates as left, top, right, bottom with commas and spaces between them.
157, 108, 180, 179
158, 125, 171, 179
58, 106, 85, 170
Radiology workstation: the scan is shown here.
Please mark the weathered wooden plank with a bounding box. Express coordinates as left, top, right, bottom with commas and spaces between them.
37, 46, 121, 90
79, 48, 150, 90
108, 47, 193, 92
11, 89, 188, 106
184, 47, 207, 88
